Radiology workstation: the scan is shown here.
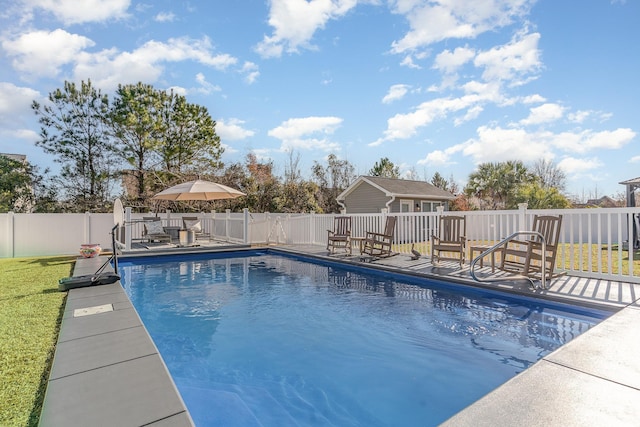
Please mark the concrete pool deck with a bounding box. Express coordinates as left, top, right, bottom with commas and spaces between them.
39, 244, 640, 426
39, 255, 194, 427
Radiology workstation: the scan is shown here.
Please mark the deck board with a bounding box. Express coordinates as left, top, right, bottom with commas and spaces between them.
278, 244, 640, 310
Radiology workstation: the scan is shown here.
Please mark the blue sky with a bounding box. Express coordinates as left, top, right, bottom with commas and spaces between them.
1, 0, 638, 200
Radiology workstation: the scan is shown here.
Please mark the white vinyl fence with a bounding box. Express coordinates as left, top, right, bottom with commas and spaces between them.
2, 205, 639, 283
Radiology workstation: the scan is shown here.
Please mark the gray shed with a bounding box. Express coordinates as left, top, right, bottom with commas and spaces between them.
619, 177, 640, 249
619, 177, 640, 207
337, 176, 456, 214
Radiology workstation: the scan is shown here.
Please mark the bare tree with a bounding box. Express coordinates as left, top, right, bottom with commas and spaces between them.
312, 154, 355, 213
532, 159, 566, 191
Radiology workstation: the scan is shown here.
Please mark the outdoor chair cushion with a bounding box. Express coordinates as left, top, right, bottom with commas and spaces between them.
184, 219, 202, 232
146, 220, 165, 235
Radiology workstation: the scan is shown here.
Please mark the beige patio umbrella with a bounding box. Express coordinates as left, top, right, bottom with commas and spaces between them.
152, 179, 246, 201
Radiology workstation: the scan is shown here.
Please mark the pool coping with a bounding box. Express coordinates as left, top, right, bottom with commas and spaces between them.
40, 246, 640, 426
39, 255, 194, 427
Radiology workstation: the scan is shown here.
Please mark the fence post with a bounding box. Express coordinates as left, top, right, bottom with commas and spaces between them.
310, 211, 316, 245
432, 206, 445, 246
518, 203, 528, 229
226, 209, 231, 241
125, 207, 132, 251
243, 208, 249, 244
84, 212, 91, 244
210, 210, 216, 240
7, 211, 15, 258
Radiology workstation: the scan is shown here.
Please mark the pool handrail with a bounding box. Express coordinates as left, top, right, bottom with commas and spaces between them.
470, 231, 547, 290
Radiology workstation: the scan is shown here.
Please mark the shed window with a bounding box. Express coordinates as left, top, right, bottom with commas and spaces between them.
421, 201, 443, 212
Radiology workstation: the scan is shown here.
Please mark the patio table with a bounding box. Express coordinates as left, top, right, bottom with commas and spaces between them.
164, 226, 181, 242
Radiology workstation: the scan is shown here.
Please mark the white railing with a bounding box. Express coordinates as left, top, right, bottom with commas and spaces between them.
258, 206, 640, 283
2, 206, 639, 283
120, 209, 250, 248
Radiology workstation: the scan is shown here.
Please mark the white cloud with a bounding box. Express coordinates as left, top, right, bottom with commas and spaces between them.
433, 46, 475, 74
371, 92, 493, 146
390, 0, 535, 53
194, 73, 221, 95
0, 83, 42, 152
3, 31, 239, 89
520, 103, 565, 125
217, 118, 255, 141
400, 55, 421, 69
28, 0, 130, 25
255, 0, 358, 58
241, 61, 260, 84
155, 11, 176, 22
451, 125, 636, 167
567, 110, 591, 123
382, 84, 411, 104
417, 144, 463, 166
3, 29, 94, 79
428, 74, 460, 92
550, 128, 635, 154
166, 86, 187, 96
567, 109, 613, 124
474, 30, 542, 85
4, 128, 39, 142
462, 125, 552, 164
461, 80, 502, 100
268, 116, 343, 151
0, 82, 40, 121
557, 156, 603, 175
521, 94, 546, 104
454, 105, 483, 125
630, 156, 640, 163
72, 36, 237, 90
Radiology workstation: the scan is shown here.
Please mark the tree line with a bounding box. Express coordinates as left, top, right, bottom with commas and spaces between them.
2, 80, 574, 213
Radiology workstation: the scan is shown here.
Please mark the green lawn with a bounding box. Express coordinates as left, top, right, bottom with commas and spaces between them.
0, 256, 73, 427
397, 241, 640, 276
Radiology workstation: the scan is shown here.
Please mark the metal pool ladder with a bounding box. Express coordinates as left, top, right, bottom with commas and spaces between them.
469, 231, 548, 290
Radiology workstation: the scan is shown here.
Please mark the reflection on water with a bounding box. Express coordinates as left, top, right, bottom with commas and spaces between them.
119, 253, 606, 427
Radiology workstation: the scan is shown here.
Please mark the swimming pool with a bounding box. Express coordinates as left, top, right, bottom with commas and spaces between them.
119, 250, 609, 426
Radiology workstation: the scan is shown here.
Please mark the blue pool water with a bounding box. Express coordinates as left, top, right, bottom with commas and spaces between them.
118, 251, 608, 426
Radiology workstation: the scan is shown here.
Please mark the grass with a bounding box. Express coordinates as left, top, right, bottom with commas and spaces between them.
557, 243, 640, 276
396, 241, 640, 276
0, 256, 73, 427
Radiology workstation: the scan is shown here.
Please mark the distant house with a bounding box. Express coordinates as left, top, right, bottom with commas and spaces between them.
337, 176, 456, 214
584, 196, 621, 208
1, 153, 27, 163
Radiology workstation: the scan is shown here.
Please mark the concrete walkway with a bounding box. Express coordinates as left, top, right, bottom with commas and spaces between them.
39, 256, 194, 427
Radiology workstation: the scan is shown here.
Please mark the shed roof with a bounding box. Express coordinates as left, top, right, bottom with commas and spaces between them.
1, 153, 27, 163
338, 175, 455, 200
619, 177, 640, 185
